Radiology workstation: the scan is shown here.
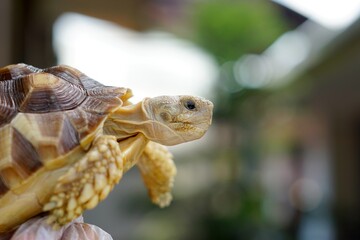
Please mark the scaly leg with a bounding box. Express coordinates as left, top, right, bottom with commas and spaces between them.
43, 135, 123, 228
137, 142, 177, 208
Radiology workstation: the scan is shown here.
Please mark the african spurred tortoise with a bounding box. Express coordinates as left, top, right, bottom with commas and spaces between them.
0, 64, 213, 232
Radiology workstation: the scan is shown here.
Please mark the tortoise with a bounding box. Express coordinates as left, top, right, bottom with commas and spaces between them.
0, 63, 213, 232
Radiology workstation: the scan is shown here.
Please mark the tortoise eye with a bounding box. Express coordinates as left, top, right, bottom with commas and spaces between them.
184, 99, 196, 110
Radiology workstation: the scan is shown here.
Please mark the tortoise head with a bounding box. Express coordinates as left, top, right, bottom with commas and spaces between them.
142, 95, 213, 145
104, 95, 213, 145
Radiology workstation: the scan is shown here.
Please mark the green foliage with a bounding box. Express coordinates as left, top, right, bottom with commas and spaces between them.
194, 0, 288, 63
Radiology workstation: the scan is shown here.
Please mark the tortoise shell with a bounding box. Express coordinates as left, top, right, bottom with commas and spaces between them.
0, 64, 132, 197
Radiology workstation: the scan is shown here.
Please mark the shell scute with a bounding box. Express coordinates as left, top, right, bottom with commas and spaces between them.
43, 65, 83, 87
79, 76, 105, 90
0, 125, 42, 195
0, 72, 29, 127
66, 108, 107, 143
87, 86, 129, 98
80, 96, 121, 115
11, 112, 80, 162
19, 73, 86, 113
0, 63, 40, 82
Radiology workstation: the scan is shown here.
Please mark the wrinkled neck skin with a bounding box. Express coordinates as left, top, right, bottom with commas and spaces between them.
103, 99, 184, 145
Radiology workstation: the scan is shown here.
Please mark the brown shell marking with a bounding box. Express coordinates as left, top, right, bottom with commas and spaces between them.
18, 73, 86, 113
0, 125, 42, 193
0, 112, 80, 196
11, 112, 81, 162
0, 64, 133, 197
0, 64, 39, 127
0, 64, 40, 81
0, 69, 86, 127
0, 177, 8, 196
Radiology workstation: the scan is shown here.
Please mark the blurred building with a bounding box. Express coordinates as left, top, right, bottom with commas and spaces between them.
288, 19, 360, 239
0, 0, 175, 67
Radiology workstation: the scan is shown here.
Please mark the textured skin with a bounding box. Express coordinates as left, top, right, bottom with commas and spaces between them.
43, 135, 124, 228
0, 64, 213, 233
137, 142, 176, 207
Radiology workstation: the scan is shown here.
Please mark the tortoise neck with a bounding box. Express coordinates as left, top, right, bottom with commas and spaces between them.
119, 133, 149, 171
103, 100, 153, 140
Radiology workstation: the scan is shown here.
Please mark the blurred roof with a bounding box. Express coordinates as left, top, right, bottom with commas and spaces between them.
233, 10, 360, 89
306, 15, 360, 72
273, 0, 360, 30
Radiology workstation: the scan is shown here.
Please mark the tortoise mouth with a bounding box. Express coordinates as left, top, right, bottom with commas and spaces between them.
167, 121, 209, 143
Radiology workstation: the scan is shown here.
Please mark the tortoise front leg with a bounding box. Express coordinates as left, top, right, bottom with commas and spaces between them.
43, 135, 123, 228
137, 142, 177, 208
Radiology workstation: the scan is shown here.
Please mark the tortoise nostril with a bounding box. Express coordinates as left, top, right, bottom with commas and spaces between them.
160, 112, 172, 122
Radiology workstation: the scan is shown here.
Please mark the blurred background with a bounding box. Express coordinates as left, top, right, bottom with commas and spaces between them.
1, 0, 360, 239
